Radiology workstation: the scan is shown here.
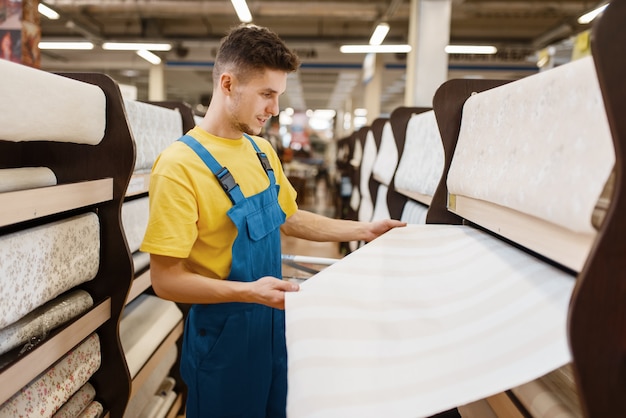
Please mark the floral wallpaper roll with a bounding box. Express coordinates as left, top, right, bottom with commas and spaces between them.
0, 289, 94, 355
0, 167, 57, 193
0, 212, 100, 329
0, 333, 102, 417
77, 401, 103, 418
52, 382, 96, 418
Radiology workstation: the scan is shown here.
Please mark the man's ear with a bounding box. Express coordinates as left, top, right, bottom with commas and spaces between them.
220, 72, 234, 95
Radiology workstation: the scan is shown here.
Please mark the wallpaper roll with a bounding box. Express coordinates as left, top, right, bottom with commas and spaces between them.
0, 167, 57, 193
122, 197, 150, 254
120, 294, 183, 378
77, 401, 104, 418
285, 225, 575, 418
52, 382, 96, 418
0, 212, 100, 329
0, 289, 94, 356
124, 345, 177, 418
133, 251, 151, 274
357, 130, 377, 222
371, 121, 398, 187
123, 99, 183, 173
0, 333, 101, 417
394, 110, 444, 199
0, 59, 105, 144
447, 56, 614, 234
400, 199, 428, 225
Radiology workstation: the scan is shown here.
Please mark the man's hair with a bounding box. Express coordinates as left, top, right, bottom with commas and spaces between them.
213, 24, 301, 85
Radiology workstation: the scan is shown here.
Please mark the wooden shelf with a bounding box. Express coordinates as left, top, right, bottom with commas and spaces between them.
0, 178, 113, 227
126, 269, 152, 305
126, 173, 150, 197
0, 298, 111, 405
129, 320, 184, 400
166, 392, 184, 418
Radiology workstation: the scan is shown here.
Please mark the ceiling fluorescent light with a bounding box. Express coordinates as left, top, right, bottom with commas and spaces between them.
577, 4, 609, 24
231, 0, 253, 23
103, 42, 172, 51
445, 45, 498, 54
136, 50, 162, 65
369, 22, 390, 46
340, 44, 411, 54
38, 3, 60, 20
39, 41, 94, 50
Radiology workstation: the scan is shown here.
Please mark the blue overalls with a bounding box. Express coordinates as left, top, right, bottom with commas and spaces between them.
178, 134, 288, 418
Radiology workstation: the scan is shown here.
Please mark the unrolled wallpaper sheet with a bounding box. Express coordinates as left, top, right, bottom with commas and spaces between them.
285, 225, 576, 418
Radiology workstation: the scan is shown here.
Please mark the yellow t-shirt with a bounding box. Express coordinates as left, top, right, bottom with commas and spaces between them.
140, 126, 298, 280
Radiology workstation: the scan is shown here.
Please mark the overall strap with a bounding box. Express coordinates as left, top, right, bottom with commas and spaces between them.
244, 133, 277, 186
178, 135, 245, 204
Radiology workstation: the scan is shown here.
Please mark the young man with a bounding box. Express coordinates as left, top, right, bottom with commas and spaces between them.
140, 24, 405, 418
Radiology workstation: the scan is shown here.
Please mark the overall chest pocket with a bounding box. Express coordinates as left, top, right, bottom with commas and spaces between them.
245, 198, 285, 242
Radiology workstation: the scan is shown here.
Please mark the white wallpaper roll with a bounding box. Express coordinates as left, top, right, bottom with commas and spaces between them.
400, 199, 428, 224
0, 167, 57, 193
120, 294, 183, 378
0, 333, 101, 417
372, 121, 398, 186
124, 345, 177, 418
0, 59, 105, 144
122, 197, 150, 253
0, 212, 100, 329
447, 56, 614, 234
357, 130, 377, 222
394, 110, 444, 199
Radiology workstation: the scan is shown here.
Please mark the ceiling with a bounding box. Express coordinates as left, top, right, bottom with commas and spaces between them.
37, 0, 603, 117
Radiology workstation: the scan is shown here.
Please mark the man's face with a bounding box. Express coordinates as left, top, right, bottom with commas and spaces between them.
227, 68, 287, 136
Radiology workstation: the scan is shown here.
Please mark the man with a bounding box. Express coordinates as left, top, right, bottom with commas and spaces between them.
140, 24, 405, 418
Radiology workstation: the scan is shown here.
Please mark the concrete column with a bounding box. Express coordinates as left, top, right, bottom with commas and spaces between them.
148, 63, 166, 101
404, 0, 451, 107
364, 53, 384, 124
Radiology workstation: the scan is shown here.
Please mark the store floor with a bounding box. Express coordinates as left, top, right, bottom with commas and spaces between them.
281, 175, 343, 281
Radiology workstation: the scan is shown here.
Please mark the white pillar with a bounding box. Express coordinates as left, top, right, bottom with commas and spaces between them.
148, 63, 166, 101
404, 0, 451, 107
364, 53, 384, 124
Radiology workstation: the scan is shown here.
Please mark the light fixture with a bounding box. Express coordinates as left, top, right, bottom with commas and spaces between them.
369, 22, 390, 46
577, 3, 609, 24
103, 42, 172, 51
38, 41, 94, 50
340, 44, 411, 54
136, 50, 162, 65
444, 45, 498, 54
231, 0, 253, 23
38, 3, 60, 20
